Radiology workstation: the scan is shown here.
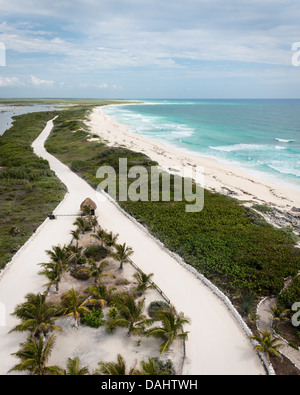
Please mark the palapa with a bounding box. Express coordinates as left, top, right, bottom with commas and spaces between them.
80, 197, 97, 215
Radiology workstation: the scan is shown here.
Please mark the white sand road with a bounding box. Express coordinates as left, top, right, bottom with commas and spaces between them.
0, 118, 266, 375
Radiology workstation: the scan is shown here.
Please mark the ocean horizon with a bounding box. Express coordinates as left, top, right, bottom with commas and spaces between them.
103, 99, 300, 193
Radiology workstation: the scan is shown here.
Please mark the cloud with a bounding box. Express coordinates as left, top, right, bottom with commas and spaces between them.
79, 81, 122, 91
1, 1, 298, 70
31, 75, 54, 87
0, 1, 299, 97
0, 76, 25, 87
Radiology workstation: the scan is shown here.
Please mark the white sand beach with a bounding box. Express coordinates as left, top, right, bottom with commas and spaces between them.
0, 117, 267, 375
87, 106, 300, 211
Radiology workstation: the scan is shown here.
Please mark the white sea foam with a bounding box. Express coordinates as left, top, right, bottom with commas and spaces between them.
268, 161, 300, 177
209, 143, 268, 152
275, 138, 294, 143
275, 146, 287, 150
210, 143, 289, 152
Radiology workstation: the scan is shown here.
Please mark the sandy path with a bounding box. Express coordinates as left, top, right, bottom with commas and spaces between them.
0, 118, 266, 375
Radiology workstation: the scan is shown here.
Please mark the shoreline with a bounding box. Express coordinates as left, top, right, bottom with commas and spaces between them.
86, 105, 300, 236
87, 106, 300, 211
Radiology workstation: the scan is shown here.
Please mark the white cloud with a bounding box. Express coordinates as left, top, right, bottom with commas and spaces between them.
98, 83, 108, 89
0, 76, 25, 87
79, 81, 122, 91
31, 75, 54, 87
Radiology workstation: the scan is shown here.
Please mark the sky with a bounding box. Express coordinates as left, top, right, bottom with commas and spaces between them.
0, 0, 300, 99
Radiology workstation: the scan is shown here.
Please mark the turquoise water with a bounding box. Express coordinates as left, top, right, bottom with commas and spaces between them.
104, 99, 300, 190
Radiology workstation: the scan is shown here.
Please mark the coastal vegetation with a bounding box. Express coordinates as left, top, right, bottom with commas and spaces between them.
0, 98, 132, 106
0, 111, 66, 270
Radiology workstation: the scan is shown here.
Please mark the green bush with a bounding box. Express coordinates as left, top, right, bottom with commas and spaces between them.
152, 358, 176, 375
81, 307, 105, 328
148, 300, 170, 318
70, 266, 90, 280
84, 245, 109, 261
278, 276, 300, 309
71, 160, 89, 173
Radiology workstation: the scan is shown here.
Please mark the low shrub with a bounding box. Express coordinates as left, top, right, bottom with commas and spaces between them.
278, 276, 300, 309
81, 307, 105, 328
148, 300, 170, 318
71, 267, 90, 281
84, 245, 109, 261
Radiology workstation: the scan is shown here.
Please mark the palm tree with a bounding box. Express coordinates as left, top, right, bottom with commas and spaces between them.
60, 287, 90, 329
105, 306, 121, 334
9, 293, 61, 340
88, 284, 116, 308
105, 231, 119, 252
73, 217, 86, 234
112, 242, 133, 270
91, 228, 108, 247
70, 228, 80, 248
146, 305, 190, 354
9, 334, 58, 375
66, 244, 84, 265
96, 354, 137, 375
46, 245, 71, 266
88, 215, 99, 232
87, 258, 109, 284
39, 245, 71, 292
39, 261, 64, 293
251, 329, 283, 362
52, 357, 90, 375
133, 271, 155, 295
113, 293, 148, 336
267, 303, 289, 331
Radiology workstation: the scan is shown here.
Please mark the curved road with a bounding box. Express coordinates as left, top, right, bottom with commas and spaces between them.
0, 118, 266, 375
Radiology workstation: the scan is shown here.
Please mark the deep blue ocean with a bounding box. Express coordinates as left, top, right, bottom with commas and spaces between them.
104, 99, 300, 191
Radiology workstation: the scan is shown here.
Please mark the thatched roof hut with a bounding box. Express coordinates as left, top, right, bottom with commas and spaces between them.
80, 198, 97, 215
